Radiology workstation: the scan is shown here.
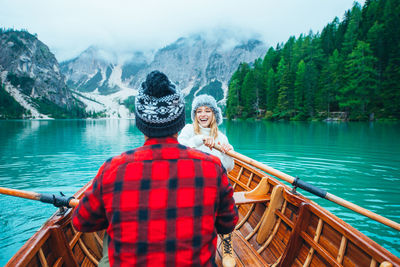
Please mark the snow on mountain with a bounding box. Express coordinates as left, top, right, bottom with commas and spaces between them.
61, 33, 268, 117
72, 85, 135, 118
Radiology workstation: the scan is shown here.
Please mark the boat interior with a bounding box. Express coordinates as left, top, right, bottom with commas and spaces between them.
6, 159, 400, 267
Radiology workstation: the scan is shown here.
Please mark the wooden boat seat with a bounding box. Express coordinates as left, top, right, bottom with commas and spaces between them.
233, 177, 271, 205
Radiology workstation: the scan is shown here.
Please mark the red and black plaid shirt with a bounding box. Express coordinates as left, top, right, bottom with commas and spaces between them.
72, 137, 238, 266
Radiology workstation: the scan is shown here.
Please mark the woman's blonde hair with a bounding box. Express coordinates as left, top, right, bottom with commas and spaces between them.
193, 108, 219, 139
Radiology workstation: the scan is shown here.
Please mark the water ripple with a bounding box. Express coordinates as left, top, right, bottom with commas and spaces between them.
1, 120, 399, 264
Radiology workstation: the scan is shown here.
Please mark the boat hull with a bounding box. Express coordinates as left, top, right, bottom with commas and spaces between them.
6, 159, 400, 266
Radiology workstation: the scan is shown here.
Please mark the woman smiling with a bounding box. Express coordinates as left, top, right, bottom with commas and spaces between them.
178, 94, 234, 172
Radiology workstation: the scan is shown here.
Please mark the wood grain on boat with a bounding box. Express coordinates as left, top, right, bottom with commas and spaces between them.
6, 159, 400, 267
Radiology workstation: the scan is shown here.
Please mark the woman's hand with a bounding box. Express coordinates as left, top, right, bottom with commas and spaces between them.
203, 136, 215, 150
218, 142, 232, 154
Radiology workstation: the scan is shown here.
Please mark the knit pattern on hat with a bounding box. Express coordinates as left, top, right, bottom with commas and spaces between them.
136, 91, 184, 123
191, 94, 223, 125
135, 71, 185, 137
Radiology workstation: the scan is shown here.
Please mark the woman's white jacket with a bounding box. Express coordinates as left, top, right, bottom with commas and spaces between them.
178, 124, 234, 172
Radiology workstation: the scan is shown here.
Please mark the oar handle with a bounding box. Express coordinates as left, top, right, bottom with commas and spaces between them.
0, 187, 79, 208
213, 144, 400, 231
39, 193, 78, 208
69, 198, 80, 207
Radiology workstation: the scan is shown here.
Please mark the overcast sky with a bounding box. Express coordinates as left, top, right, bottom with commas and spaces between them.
2, 0, 364, 62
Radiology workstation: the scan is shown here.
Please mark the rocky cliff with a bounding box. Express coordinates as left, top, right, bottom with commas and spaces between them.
0, 29, 86, 119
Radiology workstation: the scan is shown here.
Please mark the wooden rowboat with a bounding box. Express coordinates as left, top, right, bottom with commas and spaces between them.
5, 157, 400, 266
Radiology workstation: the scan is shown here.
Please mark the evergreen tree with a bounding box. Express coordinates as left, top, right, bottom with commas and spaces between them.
241, 70, 257, 118
265, 68, 278, 114
339, 41, 378, 119
381, 45, 400, 118
226, 63, 250, 118
281, 36, 296, 70
226, 79, 241, 119
359, 0, 379, 40
253, 58, 267, 114
317, 49, 343, 116
294, 60, 306, 118
380, 0, 400, 118
320, 18, 339, 56
336, 10, 351, 52
303, 61, 318, 118
292, 34, 305, 64
0, 83, 26, 119
367, 22, 385, 79
276, 58, 293, 118
342, 3, 363, 56
262, 47, 279, 72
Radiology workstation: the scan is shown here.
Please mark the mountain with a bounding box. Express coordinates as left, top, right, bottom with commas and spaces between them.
61, 33, 268, 118
0, 29, 86, 119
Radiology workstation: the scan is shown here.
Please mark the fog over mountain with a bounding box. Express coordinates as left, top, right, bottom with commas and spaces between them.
61, 32, 268, 118
0, 29, 267, 119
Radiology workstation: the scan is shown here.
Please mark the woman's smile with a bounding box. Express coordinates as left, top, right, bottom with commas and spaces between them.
196, 106, 213, 128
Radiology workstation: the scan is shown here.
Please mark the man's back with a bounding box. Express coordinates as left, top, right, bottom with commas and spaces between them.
73, 137, 238, 266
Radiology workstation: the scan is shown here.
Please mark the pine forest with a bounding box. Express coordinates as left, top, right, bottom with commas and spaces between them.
226, 0, 400, 121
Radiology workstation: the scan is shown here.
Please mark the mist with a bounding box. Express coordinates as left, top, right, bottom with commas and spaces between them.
2, 0, 365, 61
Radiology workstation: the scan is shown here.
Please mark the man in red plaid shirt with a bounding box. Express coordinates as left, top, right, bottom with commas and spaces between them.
72, 71, 238, 266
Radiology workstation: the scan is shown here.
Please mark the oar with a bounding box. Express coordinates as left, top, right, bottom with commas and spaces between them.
214, 144, 400, 231
0, 186, 79, 208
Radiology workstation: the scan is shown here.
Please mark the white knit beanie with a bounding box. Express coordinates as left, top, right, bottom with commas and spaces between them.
191, 94, 223, 125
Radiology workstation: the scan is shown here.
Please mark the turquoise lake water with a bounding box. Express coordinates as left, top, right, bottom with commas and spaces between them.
0, 119, 399, 264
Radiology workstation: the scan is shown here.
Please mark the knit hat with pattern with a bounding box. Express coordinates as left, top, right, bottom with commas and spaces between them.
135, 71, 185, 137
191, 94, 223, 125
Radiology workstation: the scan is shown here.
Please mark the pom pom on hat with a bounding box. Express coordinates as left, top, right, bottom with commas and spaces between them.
141, 71, 176, 98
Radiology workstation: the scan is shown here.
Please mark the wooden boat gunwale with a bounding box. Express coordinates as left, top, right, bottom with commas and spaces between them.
6, 182, 94, 266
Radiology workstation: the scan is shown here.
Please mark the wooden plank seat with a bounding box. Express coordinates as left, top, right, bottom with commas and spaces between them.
233, 177, 271, 205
